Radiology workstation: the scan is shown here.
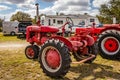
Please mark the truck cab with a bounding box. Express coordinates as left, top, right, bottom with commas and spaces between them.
17, 21, 32, 38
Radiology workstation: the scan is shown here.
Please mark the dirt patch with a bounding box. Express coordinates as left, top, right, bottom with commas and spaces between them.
0, 42, 29, 50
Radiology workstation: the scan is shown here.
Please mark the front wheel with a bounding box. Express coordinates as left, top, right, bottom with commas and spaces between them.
38, 39, 71, 77
25, 45, 39, 59
98, 30, 120, 59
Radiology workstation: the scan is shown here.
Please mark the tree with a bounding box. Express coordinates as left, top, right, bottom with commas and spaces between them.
0, 18, 3, 32
32, 14, 46, 24
60, 13, 65, 16
97, 0, 120, 24
10, 11, 31, 21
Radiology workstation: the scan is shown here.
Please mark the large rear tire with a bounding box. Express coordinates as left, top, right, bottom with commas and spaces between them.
38, 39, 71, 77
98, 30, 120, 59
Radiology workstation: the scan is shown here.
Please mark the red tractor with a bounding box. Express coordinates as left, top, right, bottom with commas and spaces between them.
25, 17, 97, 77
76, 23, 120, 59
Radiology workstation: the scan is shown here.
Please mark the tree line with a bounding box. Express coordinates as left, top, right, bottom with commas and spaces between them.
97, 0, 120, 24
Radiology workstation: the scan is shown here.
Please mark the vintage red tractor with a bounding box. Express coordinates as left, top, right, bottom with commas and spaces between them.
76, 23, 120, 59
25, 17, 97, 77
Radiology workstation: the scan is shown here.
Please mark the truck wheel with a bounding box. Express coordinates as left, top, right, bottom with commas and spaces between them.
10, 31, 15, 36
38, 39, 71, 77
98, 30, 120, 59
25, 45, 39, 59
73, 44, 97, 63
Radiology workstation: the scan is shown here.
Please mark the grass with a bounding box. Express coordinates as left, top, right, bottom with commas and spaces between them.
0, 47, 120, 80
0, 32, 24, 42
0, 33, 120, 80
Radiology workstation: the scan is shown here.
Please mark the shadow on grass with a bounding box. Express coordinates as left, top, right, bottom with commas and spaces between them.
30, 58, 120, 80
66, 63, 120, 80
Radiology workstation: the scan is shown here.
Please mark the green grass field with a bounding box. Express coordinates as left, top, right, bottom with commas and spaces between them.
0, 32, 120, 80
0, 32, 24, 42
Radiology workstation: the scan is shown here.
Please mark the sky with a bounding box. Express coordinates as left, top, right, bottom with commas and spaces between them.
0, 0, 110, 21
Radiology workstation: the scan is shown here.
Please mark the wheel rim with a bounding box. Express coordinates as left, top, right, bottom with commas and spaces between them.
101, 37, 120, 55
26, 48, 34, 58
11, 32, 15, 36
41, 46, 61, 72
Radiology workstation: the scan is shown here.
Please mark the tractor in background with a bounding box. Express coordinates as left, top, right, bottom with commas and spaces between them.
25, 17, 97, 77
76, 23, 120, 59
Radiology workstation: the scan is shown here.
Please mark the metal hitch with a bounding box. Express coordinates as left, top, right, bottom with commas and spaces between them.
72, 54, 95, 64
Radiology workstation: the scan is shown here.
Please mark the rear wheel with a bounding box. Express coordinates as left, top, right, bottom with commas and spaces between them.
38, 39, 71, 77
25, 45, 39, 59
98, 30, 120, 59
10, 31, 15, 36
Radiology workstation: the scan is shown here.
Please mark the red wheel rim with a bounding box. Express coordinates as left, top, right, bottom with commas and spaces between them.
104, 38, 119, 52
45, 49, 60, 69
26, 48, 34, 58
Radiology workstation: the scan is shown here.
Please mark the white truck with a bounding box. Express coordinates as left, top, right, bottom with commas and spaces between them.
2, 21, 19, 36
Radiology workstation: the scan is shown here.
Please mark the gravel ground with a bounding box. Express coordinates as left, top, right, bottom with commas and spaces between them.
0, 42, 29, 51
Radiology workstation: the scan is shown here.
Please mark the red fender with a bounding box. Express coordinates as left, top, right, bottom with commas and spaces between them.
51, 36, 73, 51
86, 35, 95, 46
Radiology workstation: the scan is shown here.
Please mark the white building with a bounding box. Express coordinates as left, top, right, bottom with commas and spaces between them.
41, 14, 99, 27
41, 14, 100, 33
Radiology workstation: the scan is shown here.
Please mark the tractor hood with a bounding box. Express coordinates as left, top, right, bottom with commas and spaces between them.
40, 25, 59, 33
27, 25, 59, 33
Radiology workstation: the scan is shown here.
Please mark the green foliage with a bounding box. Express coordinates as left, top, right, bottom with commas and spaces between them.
0, 32, 22, 42
32, 16, 37, 24
97, 0, 120, 24
0, 18, 3, 32
10, 11, 32, 21
32, 14, 46, 25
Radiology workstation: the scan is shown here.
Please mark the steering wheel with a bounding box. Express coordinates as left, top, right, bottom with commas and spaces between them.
60, 17, 74, 36
66, 17, 74, 28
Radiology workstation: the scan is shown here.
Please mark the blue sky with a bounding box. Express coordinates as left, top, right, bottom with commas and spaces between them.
0, 0, 110, 21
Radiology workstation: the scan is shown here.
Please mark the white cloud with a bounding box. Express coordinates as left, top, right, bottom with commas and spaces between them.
0, 0, 36, 21
92, 0, 110, 8
0, 9, 22, 21
0, 0, 36, 9
42, 0, 57, 2
52, 0, 89, 11
38, 0, 90, 15
0, 0, 25, 4
40, 7, 55, 15
0, 0, 101, 21
0, 5, 11, 11
18, 4, 35, 9
0, 13, 11, 21
17, 0, 36, 9
88, 9, 99, 16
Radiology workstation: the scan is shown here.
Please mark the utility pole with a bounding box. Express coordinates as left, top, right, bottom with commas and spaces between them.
2, 16, 5, 21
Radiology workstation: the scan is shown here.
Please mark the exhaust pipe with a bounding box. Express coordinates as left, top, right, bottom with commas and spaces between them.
35, 3, 40, 25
